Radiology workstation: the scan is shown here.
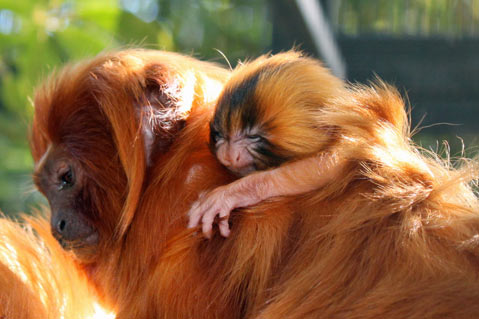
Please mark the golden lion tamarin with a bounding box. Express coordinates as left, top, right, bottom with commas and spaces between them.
188, 51, 348, 238
1, 49, 477, 318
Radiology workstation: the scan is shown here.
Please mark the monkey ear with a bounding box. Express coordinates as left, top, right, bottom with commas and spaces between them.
96, 57, 197, 237
138, 71, 194, 166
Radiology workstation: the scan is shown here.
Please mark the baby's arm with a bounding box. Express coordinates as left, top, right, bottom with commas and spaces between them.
187, 152, 345, 238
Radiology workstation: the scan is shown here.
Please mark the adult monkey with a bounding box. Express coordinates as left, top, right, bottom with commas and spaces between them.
29, 49, 479, 318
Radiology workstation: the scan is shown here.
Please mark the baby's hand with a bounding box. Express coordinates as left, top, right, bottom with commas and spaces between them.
187, 185, 237, 239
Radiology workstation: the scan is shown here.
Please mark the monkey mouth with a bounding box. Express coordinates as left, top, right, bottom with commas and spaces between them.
54, 230, 99, 251
230, 165, 256, 176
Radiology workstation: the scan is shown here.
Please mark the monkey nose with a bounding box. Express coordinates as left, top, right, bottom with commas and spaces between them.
232, 151, 241, 164
220, 149, 238, 167
51, 213, 68, 235
57, 219, 67, 233
229, 149, 244, 167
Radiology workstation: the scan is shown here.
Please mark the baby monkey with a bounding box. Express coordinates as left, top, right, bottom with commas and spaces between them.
188, 51, 347, 238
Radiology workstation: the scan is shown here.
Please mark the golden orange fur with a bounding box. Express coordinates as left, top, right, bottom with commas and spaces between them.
214, 51, 346, 160
0, 214, 112, 318
1, 49, 478, 319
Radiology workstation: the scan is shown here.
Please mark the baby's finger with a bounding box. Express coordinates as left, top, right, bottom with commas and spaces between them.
187, 201, 199, 217
188, 199, 215, 228
188, 208, 202, 229
218, 210, 231, 237
202, 210, 217, 239
218, 218, 230, 238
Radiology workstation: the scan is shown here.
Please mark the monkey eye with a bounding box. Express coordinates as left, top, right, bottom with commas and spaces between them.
58, 168, 74, 190
247, 135, 263, 142
212, 130, 223, 142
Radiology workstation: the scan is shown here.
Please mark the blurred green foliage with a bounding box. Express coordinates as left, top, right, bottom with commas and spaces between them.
332, 0, 479, 37
0, 0, 270, 215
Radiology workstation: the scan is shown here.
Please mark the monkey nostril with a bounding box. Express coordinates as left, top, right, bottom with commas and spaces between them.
57, 219, 66, 233
230, 150, 240, 165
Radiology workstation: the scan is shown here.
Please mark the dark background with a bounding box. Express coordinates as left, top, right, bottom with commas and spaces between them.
0, 0, 477, 215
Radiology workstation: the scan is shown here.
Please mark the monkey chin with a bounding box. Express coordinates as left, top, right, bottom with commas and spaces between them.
53, 230, 100, 263
229, 164, 256, 177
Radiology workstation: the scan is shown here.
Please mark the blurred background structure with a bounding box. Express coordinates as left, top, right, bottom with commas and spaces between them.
0, 0, 478, 215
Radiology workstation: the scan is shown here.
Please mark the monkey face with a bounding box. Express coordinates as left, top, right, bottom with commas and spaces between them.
33, 145, 99, 259
212, 132, 257, 176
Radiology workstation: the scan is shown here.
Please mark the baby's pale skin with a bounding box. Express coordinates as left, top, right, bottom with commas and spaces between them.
188, 152, 345, 238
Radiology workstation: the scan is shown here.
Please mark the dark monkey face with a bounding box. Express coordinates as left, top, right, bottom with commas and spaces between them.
33, 145, 99, 257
